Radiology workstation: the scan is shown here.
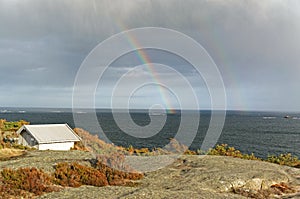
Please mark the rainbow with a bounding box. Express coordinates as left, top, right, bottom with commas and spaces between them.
110, 23, 177, 113
127, 38, 176, 114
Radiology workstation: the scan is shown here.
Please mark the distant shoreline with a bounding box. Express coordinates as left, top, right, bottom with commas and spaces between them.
1, 107, 300, 113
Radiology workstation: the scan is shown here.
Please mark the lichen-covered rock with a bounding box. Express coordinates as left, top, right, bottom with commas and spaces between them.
3, 151, 299, 198
122, 155, 300, 198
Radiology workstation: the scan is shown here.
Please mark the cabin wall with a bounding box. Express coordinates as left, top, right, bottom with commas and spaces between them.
38, 142, 74, 150
18, 130, 37, 147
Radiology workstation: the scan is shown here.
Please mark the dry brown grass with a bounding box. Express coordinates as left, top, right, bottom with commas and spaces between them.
0, 148, 25, 160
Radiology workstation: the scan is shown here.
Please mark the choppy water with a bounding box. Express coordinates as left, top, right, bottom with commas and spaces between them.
1, 108, 299, 158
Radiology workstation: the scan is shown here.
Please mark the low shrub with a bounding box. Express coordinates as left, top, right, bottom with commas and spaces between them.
96, 153, 144, 186
208, 144, 300, 168
71, 141, 88, 151
53, 162, 108, 187
126, 145, 158, 156
0, 184, 34, 199
208, 144, 261, 161
1, 120, 29, 131
267, 153, 300, 168
184, 149, 197, 155
0, 141, 12, 149
0, 167, 60, 196
0, 158, 144, 198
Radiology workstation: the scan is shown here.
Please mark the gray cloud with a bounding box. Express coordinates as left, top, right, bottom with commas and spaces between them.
0, 0, 299, 110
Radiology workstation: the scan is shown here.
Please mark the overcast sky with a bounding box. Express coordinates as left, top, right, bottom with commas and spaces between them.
0, 0, 299, 111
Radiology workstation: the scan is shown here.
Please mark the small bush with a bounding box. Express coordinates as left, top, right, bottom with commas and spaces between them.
72, 141, 88, 151
184, 149, 197, 155
96, 153, 144, 186
1, 167, 60, 196
208, 144, 300, 168
0, 159, 144, 198
267, 153, 300, 167
53, 162, 108, 187
1, 120, 29, 131
0, 184, 34, 199
208, 144, 261, 161
0, 141, 12, 149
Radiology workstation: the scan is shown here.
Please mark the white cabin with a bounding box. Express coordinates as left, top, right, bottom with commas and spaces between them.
17, 124, 81, 150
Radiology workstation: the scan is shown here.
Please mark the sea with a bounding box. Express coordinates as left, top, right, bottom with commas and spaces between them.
1, 107, 299, 158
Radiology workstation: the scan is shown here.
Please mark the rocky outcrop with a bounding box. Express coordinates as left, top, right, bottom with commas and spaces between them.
38, 154, 300, 198
123, 155, 300, 198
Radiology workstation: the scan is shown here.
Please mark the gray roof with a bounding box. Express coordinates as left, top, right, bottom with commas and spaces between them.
17, 124, 81, 144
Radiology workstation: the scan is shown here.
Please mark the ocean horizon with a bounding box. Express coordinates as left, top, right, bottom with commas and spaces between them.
0, 107, 299, 158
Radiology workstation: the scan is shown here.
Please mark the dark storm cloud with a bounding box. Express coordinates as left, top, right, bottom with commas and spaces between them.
0, 0, 299, 110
